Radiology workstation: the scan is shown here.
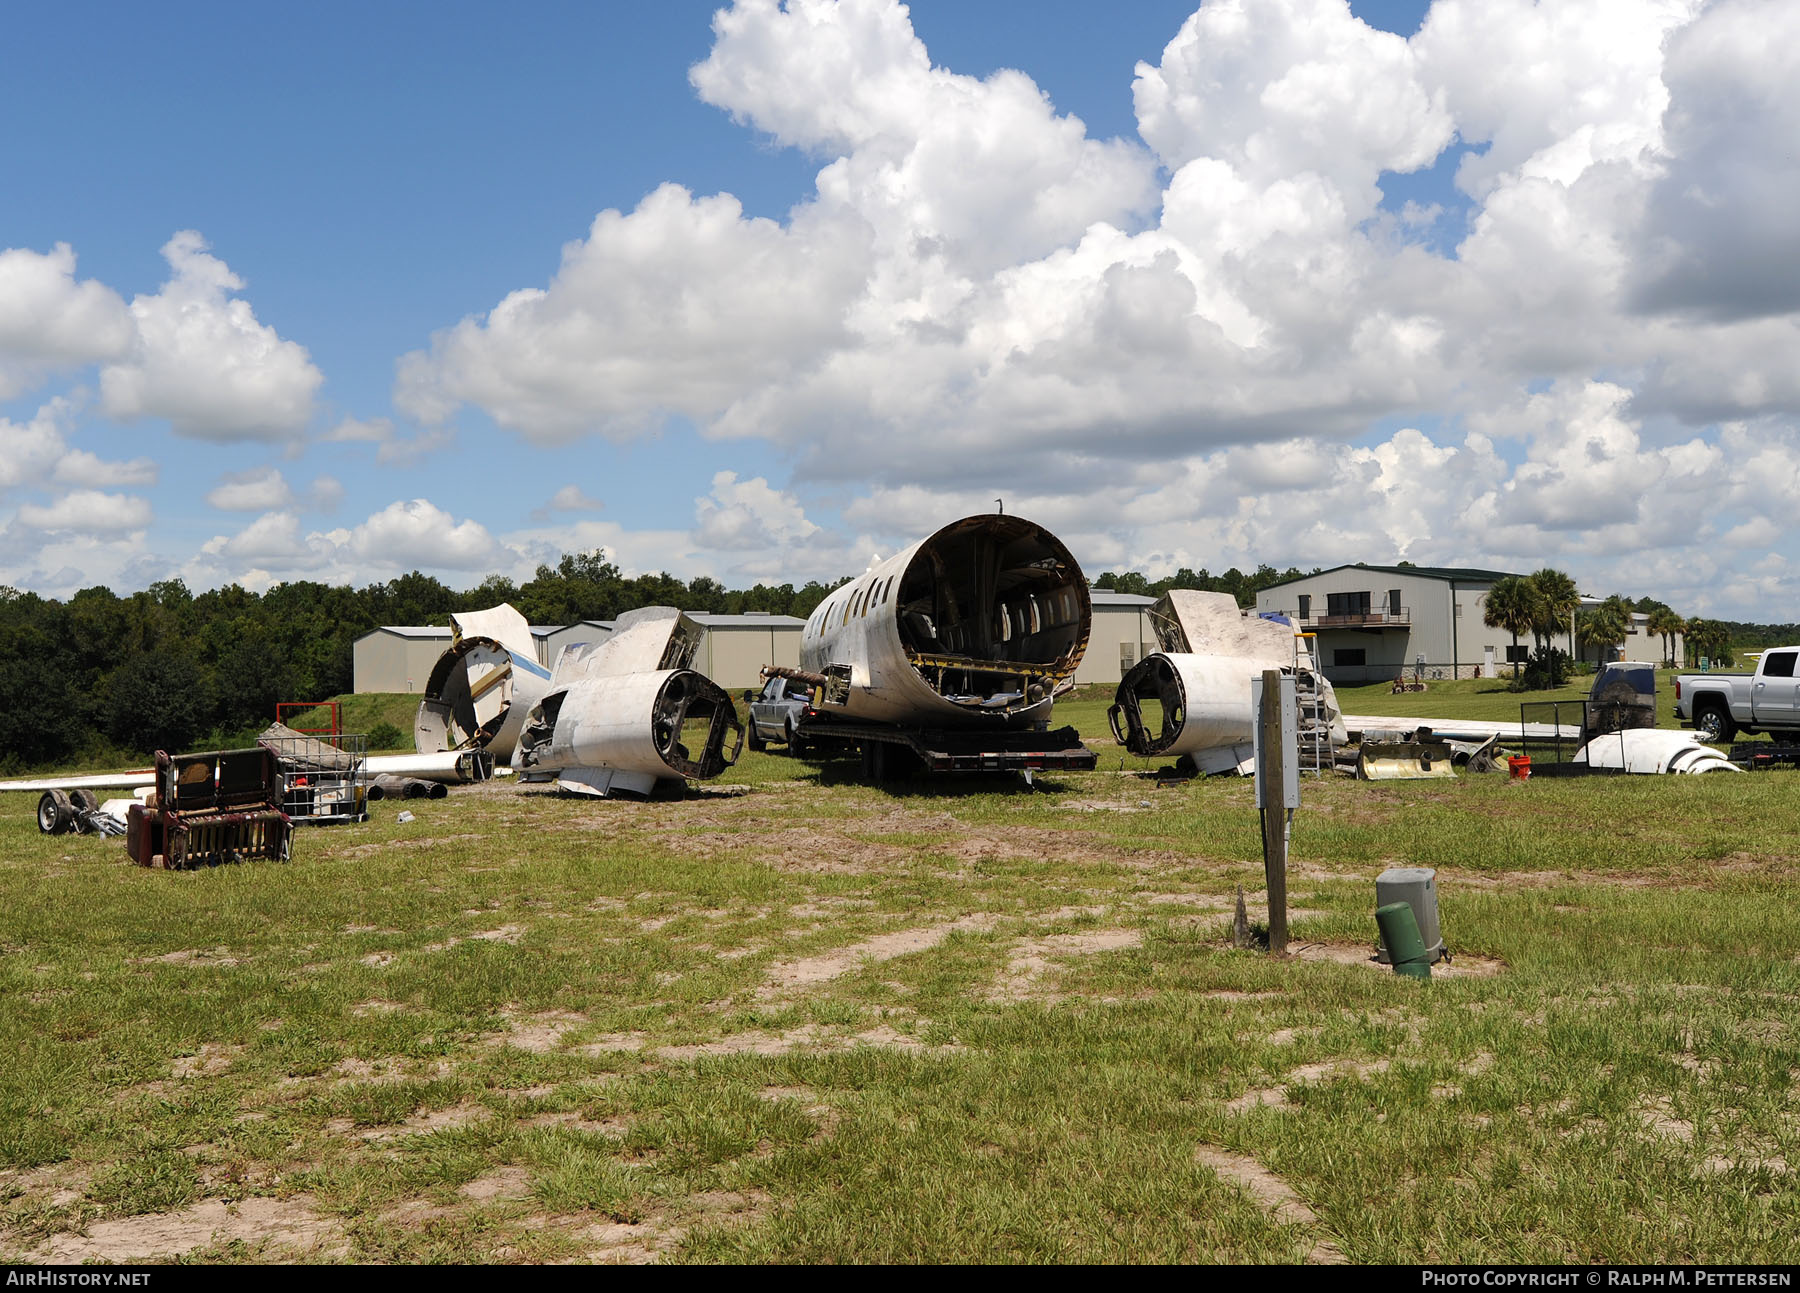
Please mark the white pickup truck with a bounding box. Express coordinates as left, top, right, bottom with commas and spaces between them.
1675, 647, 1800, 742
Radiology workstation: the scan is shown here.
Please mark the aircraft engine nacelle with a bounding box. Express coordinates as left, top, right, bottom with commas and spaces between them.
798, 514, 1091, 730
1109, 652, 1266, 765
1111, 651, 1344, 776
513, 669, 743, 798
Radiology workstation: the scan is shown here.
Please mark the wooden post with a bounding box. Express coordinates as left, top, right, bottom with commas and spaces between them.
1258, 668, 1290, 955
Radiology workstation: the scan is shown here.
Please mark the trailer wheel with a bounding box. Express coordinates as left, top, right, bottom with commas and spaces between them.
1695, 702, 1736, 743
36, 790, 72, 835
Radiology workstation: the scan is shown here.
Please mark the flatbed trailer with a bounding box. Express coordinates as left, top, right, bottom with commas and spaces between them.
797, 718, 1097, 779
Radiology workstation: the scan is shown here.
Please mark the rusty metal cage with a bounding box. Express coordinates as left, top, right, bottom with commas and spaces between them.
256, 730, 370, 825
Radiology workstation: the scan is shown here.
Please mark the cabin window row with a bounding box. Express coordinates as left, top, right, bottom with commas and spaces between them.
805, 574, 898, 639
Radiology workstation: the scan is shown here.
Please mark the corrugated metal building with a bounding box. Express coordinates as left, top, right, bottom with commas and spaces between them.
540, 620, 613, 670
687, 613, 806, 690
351, 626, 455, 695
1074, 591, 1157, 684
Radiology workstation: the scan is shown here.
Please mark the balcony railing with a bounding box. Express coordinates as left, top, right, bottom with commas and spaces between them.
1300, 607, 1411, 629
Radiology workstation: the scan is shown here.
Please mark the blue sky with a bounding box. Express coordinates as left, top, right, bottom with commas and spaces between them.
3, 0, 1796, 618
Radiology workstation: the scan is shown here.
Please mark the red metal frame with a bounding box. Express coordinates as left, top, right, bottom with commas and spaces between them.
275, 700, 342, 737
125, 748, 291, 870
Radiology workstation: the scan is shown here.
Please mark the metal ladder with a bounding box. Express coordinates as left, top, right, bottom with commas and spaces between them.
1293, 632, 1334, 777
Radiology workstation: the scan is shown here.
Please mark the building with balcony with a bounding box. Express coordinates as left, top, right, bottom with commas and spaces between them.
1254, 563, 1567, 684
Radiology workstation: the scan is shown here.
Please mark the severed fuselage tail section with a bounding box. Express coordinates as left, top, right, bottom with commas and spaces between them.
414, 604, 553, 762
1109, 591, 1346, 775
512, 607, 742, 799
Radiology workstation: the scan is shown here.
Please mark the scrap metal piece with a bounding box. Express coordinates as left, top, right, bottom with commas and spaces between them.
0, 770, 157, 795
414, 604, 553, 760
1573, 728, 1740, 774
551, 606, 703, 682
368, 774, 447, 801
365, 750, 493, 783
514, 666, 743, 797
256, 722, 369, 824
125, 748, 291, 869
1357, 741, 1458, 780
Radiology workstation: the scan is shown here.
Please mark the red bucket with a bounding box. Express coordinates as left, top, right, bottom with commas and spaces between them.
1507, 754, 1532, 781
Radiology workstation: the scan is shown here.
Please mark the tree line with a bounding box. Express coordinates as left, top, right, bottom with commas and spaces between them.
1090, 563, 1310, 606
0, 554, 853, 770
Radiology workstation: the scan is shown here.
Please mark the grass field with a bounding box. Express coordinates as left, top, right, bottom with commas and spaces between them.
3, 699, 1795, 1264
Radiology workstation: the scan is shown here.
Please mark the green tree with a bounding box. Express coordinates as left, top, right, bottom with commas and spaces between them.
1527, 568, 1580, 655
1482, 576, 1537, 678
1577, 596, 1633, 667
1646, 606, 1685, 668
104, 652, 213, 756
1683, 618, 1732, 668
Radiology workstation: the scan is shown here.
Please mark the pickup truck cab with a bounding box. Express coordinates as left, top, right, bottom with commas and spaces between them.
1676, 647, 1800, 742
746, 675, 817, 754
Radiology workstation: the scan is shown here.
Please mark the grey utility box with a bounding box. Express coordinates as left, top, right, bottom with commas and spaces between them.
1375, 866, 1446, 964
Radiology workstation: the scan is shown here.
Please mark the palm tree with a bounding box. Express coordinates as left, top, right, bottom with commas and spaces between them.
1528, 568, 1581, 658
1684, 618, 1731, 668
1483, 577, 1537, 678
1578, 596, 1632, 667
1646, 606, 1685, 668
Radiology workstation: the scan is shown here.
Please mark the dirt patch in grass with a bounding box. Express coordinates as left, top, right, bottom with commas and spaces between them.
0, 1163, 90, 1209
24, 1196, 343, 1262
574, 1033, 649, 1055
671, 826, 912, 876
336, 832, 487, 859
329, 1056, 436, 1087
346, 1101, 492, 1142
1288, 1057, 1391, 1084
760, 915, 999, 995
488, 1009, 589, 1053
756, 1086, 839, 1138
172, 1042, 240, 1078
526, 1112, 629, 1136
1193, 1144, 1344, 1263
990, 929, 1143, 1002
549, 1186, 769, 1264
134, 947, 241, 968
656, 1023, 949, 1060
1226, 1054, 1393, 1115
459, 1167, 533, 1203
470, 924, 526, 944
351, 999, 407, 1017
1225, 1086, 1290, 1114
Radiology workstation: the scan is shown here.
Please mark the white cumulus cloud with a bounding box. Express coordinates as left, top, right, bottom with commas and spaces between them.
206, 466, 296, 512
0, 243, 134, 397
99, 231, 323, 441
